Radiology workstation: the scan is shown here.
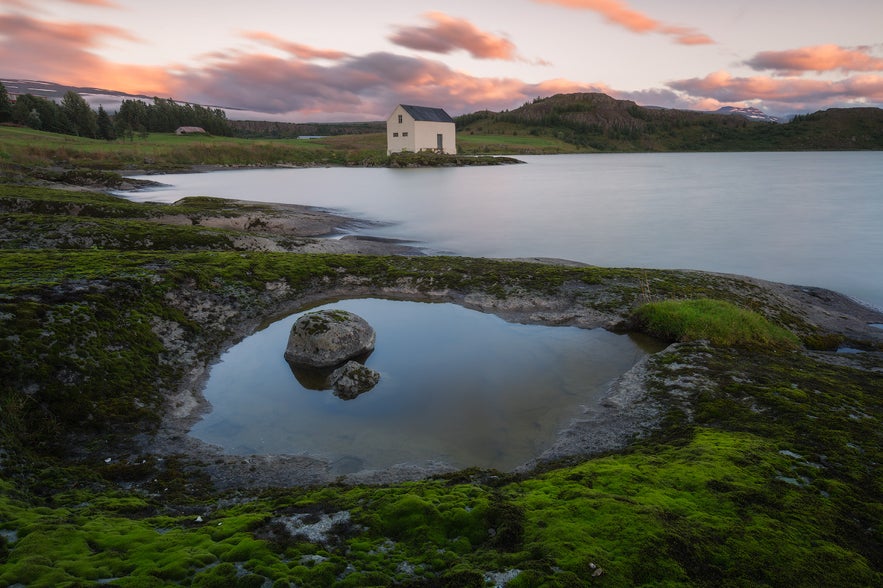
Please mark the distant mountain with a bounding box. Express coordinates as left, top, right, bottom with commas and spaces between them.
712, 106, 779, 123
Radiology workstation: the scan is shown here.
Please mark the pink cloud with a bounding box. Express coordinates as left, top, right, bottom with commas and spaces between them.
669, 70, 883, 113
389, 12, 519, 60
179, 48, 584, 119
0, 0, 120, 9
240, 31, 350, 61
0, 13, 171, 95
535, 0, 713, 45
746, 45, 883, 75
62, 0, 121, 6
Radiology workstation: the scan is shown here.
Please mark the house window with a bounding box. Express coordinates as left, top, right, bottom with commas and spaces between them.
393, 132, 399, 137
398, 115, 403, 124
402, 132, 408, 137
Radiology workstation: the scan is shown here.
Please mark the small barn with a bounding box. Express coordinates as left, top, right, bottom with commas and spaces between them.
175, 126, 206, 135
386, 105, 456, 155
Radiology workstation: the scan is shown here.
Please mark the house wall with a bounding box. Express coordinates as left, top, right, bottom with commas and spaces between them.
386, 106, 416, 154
413, 121, 457, 155
386, 105, 456, 155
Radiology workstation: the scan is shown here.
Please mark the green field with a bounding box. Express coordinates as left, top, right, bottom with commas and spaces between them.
0, 125, 374, 171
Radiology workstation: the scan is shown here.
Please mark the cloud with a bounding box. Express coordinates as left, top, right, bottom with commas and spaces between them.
0, 0, 120, 9
240, 31, 350, 61
0, 11, 575, 120
178, 48, 591, 120
0, 13, 171, 94
668, 70, 883, 114
534, 0, 713, 45
746, 45, 883, 75
62, 0, 121, 6
389, 12, 519, 60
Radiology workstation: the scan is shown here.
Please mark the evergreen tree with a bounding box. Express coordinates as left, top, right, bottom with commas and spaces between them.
96, 105, 115, 140
115, 99, 149, 137
0, 81, 12, 123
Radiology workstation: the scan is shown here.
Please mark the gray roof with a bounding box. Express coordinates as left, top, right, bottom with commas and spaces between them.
399, 105, 455, 123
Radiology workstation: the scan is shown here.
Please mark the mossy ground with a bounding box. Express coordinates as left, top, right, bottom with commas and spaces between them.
0, 183, 880, 586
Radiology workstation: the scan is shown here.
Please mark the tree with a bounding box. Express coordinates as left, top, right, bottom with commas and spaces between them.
0, 81, 12, 123
61, 91, 97, 137
26, 108, 42, 130
96, 105, 115, 140
115, 99, 148, 137
12, 94, 65, 132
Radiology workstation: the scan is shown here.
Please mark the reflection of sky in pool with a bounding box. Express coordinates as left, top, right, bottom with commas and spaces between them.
189, 299, 655, 473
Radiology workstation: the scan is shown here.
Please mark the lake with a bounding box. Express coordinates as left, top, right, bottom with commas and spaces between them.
126, 152, 883, 310
188, 299, 658, 472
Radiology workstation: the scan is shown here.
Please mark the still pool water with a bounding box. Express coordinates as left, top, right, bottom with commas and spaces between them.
189, 299, 660, 473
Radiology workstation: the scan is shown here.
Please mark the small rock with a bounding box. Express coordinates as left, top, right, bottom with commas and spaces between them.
330, 361, 381, 400
284, 310, 375, 368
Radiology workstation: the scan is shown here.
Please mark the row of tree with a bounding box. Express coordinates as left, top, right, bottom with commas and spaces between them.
0, 81, 233, 139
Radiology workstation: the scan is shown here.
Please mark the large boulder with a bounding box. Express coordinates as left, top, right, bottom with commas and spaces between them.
330, 361, 381, 400
284, 310, 376, 368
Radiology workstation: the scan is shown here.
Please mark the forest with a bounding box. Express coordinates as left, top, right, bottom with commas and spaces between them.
0, 81, 233, 139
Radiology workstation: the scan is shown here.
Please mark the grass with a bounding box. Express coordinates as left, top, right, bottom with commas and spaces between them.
632, 298, 801, 349
0, 126, 366, 172
456, 132, 578, 154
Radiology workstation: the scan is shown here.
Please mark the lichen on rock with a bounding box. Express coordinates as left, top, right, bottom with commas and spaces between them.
284, 309, 376, 368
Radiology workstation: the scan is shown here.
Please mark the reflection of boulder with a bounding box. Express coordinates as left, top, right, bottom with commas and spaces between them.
284, 310, 376, 368
330, 361, 381, 400
288, 363, 335, 391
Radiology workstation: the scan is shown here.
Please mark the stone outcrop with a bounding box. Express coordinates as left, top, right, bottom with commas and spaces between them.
284, 310, 376, 368
330, 361, 381, 400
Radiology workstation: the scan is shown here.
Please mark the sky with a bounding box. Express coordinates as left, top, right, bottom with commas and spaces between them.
1, 0, 882, 121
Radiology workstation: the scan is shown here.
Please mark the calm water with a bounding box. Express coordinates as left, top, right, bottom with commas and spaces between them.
189, 299, 656, 472
126, 152, 883, 310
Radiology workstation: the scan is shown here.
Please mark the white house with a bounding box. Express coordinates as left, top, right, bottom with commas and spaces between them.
386, 105, 456, 155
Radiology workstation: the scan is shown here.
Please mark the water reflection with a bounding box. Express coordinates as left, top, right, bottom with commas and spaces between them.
189, 299, 660, 473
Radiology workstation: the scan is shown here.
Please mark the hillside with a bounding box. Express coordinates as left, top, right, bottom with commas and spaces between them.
456, 93, 883, 152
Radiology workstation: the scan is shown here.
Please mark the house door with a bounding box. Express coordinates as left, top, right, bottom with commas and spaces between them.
437, 133, 443, 152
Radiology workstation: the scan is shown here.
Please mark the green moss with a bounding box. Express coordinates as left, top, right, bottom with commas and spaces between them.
633, 298, 801, 349
510, 428, 879, 585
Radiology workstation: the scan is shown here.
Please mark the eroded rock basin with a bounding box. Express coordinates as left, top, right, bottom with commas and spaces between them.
188, 299, 662, 475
